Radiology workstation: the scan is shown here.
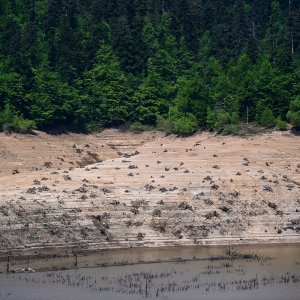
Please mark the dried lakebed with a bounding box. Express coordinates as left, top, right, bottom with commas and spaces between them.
0, 244, 299, 300
0, 130, 299, 258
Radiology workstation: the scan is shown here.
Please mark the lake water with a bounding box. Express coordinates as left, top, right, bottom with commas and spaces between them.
0, 244, 299, 300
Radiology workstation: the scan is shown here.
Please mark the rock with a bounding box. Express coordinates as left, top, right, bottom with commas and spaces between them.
44, 162, 53, 168
129, 165, 138, 169
219, 206, 230, 213
179, 202, 193, 211
159, 187, 167, 193
12, 169, 20, 175
145, 184, 155, 191
26, 187, 36, 194
137, 232, 145, 240
37, 186, 50, 192
63, 175, 72, 181
263, 185, 273, 192
268, 202, 277, 210
211, 184, 219, 190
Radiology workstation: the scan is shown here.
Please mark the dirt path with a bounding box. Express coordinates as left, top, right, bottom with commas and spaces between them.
0, 129, 299, 258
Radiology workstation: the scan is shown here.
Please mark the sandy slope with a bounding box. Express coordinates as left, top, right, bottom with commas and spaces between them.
0, 129, 299, 257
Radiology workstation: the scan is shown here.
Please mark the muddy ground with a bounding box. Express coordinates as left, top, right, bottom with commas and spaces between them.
0, 129, 299, 258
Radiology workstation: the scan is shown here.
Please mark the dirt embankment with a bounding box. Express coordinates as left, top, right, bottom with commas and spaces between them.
0, 129, 299, 258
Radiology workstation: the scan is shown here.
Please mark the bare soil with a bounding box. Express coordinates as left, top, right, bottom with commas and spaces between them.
0, 129, 299, 258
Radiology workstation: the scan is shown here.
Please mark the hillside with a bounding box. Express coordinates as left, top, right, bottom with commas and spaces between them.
0, 129, 299, 258
1, 0, 300, 134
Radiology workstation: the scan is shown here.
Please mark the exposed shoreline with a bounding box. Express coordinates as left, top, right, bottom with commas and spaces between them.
0, 129, 299, 269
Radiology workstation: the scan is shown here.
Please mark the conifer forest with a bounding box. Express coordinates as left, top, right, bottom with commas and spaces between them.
0, 0, 299, 134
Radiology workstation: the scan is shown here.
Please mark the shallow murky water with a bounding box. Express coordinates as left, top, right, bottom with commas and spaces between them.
0, 244, 299, 300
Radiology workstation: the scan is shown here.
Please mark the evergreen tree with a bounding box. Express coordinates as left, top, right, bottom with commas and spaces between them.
231, 0, 251, 59
174, 75, 209, 126
26, 68, 78, 128
0, 60, 24, 112
287, 96, 300, 128
0, 0, 299, 133
262, 0, 291, 68
79, 43, 131, 128
133, 63, 172, 124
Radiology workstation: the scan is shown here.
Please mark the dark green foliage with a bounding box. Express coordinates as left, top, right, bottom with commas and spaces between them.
259, 108, 275, 127
0, 61, 25, 111
207, 109, 239, 131
133, 66, 173, 125
222, 124, 240, 135
130, 122, 153, 133
0, 0, 298, 134
0, 103, 35, 133
174, 75, 210, 126
275, 117, 288, 131
26, 68, 78, 128
169, 107, 198, 136
79, 43, 131, 129
156, 115, 172, 133
287, 97, 300, 128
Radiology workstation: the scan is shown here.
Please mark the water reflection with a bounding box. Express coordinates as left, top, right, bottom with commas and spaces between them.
0, 245, 300, 300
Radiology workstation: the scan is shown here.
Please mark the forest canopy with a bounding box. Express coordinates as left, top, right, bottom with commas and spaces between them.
0, 0, 299, 134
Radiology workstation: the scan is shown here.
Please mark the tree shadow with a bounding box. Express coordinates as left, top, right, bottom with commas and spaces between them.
42, 125, 87, 136
291, 127, 300, 136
